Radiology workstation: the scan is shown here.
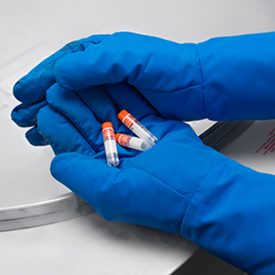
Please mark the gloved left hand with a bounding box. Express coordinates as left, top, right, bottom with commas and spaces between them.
38, 82, 275, 275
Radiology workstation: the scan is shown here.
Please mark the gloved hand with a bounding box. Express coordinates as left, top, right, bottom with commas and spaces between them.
38, 83, 275, 275
12, 32, 275, 145
11, 34, 108, 145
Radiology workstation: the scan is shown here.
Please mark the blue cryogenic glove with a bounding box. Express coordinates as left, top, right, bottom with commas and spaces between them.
11, 34, 108, 145
12, 31, 275, 145
37, 83, 275, 275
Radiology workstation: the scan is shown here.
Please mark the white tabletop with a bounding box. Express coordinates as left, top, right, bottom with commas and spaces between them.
221, 120, 275, 175
0, 215, 195, 275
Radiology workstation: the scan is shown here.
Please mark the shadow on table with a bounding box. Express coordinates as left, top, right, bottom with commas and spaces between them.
172, 249, 245, 275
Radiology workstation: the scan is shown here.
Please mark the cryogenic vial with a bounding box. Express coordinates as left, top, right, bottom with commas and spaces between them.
102, 122, 119, 167
115, 133, 152, 151
118, 110, 157, 145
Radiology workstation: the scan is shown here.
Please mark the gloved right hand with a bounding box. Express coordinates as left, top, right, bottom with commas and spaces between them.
12, 31, 275, 145
37, 83, 275, 275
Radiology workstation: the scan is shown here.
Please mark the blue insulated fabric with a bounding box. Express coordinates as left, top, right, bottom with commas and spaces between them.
198, 32, 275, 120
39, 83, 275, 275
12, 32, 275, 144
182, 162, 275, 275
11, 34, 109, 145
37, 83, 230, 234
11, 32, 275, 274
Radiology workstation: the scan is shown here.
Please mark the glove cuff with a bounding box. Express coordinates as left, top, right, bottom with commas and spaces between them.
180, 158, 275, 274
140, 42, 206, 121
197, 32, 275, 120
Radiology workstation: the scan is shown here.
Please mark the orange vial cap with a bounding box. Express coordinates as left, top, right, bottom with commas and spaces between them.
102, 121, 113, 130
117, 109, 129, 122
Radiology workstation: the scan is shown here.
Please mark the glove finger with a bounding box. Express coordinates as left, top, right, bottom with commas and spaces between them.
75, 85, 120, 129
103, 83, 172, 142
75, 84, 155, 158
47, 84, 137, 158
50, 152, 119, 209
54, 45, 115, 91
25, 126, 49, 146
37, 105, 95, 156
104, 83, 158, 120
55, 33, 138, 91
46, 84, 103, 151
11, 100, 47, 127
77, 85, 141, 158
13, 34, 109, 104
55, 32, 190, 92
75, 86, 134, 152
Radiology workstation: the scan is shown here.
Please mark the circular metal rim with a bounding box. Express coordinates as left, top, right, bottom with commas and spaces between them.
0, 193, 94, 232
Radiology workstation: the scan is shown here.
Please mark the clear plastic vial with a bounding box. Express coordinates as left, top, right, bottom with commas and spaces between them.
115, 133, 152, 151
118, 110, 157, 145
102, 122, 119, 167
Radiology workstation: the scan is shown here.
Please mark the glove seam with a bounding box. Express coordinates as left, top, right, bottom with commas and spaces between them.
72, 91, 104, 152
195, 44, 207, 118
42, 102, 98, 154
123, 166, 193, 234
179, 158, 231, 237
124, 166, 194, 202
136, 82, 202, 94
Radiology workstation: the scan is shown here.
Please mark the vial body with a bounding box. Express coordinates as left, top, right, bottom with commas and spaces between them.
102, 122, 119, 167
115, 133, 152, 151
118, 110, 157, 145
